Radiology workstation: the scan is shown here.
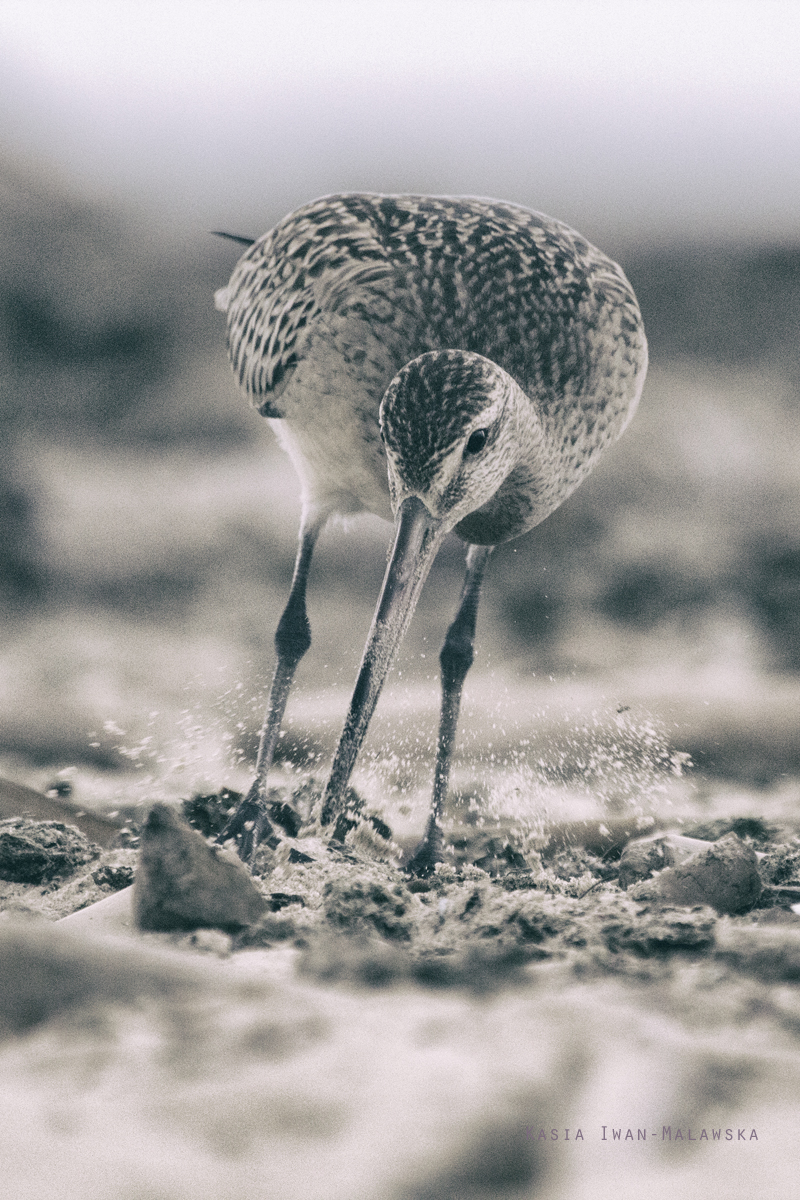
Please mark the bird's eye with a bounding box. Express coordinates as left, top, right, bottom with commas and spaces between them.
465, 429, 488, 455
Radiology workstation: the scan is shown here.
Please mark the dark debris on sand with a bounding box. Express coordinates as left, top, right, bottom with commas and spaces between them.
2, 781, 800, 994
156, 783, 798, 993
0, 818, 101, 883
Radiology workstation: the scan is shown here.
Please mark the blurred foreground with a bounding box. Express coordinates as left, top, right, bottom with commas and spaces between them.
2, 773, 800, 1200
2, 907, 797, 1200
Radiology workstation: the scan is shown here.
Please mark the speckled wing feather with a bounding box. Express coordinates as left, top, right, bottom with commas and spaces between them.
222, 194, 646, 451
223, 197, 395, 415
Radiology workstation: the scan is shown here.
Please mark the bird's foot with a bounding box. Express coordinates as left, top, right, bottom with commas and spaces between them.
217, 781, 278, 866
319, 786, 395, 854
404, 837, 443, 879
404, 813, 446, 877
319, 785, 364, 838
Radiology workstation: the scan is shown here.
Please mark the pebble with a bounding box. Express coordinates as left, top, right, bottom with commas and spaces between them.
0, 818, 100, 883
618, 833, 714, 889
627, 832, 762, 915
133, 803, 268, 933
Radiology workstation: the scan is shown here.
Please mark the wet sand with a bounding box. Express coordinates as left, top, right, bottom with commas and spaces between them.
1, 762, 799, 1199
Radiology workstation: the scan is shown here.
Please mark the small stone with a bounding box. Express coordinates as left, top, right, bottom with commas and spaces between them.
618, 833, 713, 889
181, 789, 241, 838
268, 799, 302, 837
133, 803, 268, 933
91, 863, 136, 890
0, 818, 100, 883
654, 833, 762, 915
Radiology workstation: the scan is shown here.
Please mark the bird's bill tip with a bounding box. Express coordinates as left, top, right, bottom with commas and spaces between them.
350, 493, 445, 718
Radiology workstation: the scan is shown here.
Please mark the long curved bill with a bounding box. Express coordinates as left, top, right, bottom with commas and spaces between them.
322, 495, 446, 819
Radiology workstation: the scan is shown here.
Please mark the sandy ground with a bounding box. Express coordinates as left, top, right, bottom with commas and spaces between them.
2, 748, 799, 1200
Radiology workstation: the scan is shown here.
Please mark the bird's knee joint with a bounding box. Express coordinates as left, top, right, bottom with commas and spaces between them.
275, 607, 311, 663
439, 634, 474, 688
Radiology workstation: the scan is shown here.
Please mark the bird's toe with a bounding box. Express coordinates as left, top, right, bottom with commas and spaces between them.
217, 785, 277, 865
404, 837, 443, 879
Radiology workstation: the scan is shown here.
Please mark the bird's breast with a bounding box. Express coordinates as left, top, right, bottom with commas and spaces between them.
267, 370, 394, 522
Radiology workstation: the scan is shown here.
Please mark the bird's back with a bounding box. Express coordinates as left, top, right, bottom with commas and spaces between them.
221, 194, 647, 519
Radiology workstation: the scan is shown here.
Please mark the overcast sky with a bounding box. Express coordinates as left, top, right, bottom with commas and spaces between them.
1, 0, 798, 248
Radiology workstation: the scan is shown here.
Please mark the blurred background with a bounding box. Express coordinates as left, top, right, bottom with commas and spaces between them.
0, 0, 798, 808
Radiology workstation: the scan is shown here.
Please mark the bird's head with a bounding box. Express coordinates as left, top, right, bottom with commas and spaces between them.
323, 350, 540, 802
379, 350, 525, 531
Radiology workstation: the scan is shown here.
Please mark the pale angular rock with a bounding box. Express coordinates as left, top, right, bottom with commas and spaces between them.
647, 833, 761, 915
133, 803, 268, 933
618, 833, 713, 889
0, 777, 121, 847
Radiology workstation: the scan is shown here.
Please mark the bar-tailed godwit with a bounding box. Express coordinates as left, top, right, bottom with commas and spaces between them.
214, 193, 647, 871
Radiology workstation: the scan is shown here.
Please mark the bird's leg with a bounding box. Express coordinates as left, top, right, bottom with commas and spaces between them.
406, 544, 493, 877
219, 506, 327, 865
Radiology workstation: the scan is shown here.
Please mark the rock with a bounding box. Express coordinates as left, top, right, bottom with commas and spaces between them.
92, 862, 136, 890
629, 833, 762, 915
181, 789, 241, 837
0, 818, 100, 883
133, 803, 268, 933
0, 777, 123, 847
268, 892, 306, 911
58, 885, 135, 937
268, 799, 303, 837
618, 833, 713, 889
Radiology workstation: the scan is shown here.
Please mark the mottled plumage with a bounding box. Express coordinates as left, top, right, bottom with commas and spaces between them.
215, 193, 647, 869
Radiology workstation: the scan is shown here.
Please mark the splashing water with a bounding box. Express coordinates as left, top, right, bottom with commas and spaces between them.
82, 673, 690, 863
347, 689, 691, 852
477, 705, 690, 851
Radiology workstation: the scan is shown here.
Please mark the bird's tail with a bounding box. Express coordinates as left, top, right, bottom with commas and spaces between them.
211, 231, 256, 246
211, 232, 257, 312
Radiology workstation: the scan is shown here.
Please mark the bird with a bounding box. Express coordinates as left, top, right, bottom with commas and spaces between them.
213, 193, 647, 872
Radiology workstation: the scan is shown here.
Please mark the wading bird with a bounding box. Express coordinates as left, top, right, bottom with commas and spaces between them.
214, 194, 647, 872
